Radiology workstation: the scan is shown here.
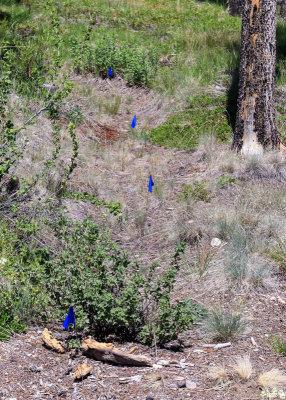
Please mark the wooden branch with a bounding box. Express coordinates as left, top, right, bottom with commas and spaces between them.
82, 338, 152, 367
73, 362, 92, 381
42, 328, 65, 353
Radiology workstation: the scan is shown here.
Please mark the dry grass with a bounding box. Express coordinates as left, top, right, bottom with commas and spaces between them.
257, 369, 286, 388
232, 355, 253, 381
208, 364, 228, 382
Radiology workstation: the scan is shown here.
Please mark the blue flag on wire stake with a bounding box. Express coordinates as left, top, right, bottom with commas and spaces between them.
108, 67, 112, 77
63, 306, 76, 330
149, 175, 154, 193
131, 115, 137, 128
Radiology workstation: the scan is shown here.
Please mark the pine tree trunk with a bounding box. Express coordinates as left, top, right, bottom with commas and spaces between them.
233, 0, 279, 153
228, 0, 244, 16
280, 0, 286, 17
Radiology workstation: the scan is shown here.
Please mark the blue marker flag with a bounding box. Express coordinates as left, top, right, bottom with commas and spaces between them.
148, 175, 154, 193
63, 306, 76, 330
108, 67, 112, 77
131, 115, 137, 128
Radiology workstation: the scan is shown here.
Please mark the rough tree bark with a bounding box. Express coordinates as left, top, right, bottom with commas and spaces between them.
227, 0, 244, 16
280, 0, 286, 17
233, 0, 279, 153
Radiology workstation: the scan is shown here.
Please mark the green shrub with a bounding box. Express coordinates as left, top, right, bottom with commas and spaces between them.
0, 285, 27, 340
44, 221, 203, 344
205, 310, 247, 342
71, 34, 159, 87
218, 174, 238, 188
178, 181, 211, 203
0, 216, 204, 344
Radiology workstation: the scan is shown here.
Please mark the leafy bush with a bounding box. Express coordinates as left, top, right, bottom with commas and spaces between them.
0, 285, 27, 340
0, 215, 203, 344
218, 174, 238, 188
205, 310, 247, 342
45, 222, 203, 344
71, 34, 159, 87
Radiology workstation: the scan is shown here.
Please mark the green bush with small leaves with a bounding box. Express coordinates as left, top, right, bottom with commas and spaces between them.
178, 181, 211, 203
218, 174, 238, 188
71, 33, 159, 87
0, 216, 203, 344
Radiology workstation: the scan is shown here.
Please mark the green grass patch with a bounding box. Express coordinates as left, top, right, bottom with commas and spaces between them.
149, 94, 232, 150
0, 0, 241, 95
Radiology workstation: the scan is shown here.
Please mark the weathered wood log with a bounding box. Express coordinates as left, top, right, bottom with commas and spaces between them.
73, 361, 92, 381
42, 328, 65, 353
82, 338, 152, 367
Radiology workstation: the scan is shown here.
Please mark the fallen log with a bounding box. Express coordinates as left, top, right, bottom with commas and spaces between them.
41, 328, 65, 353
73, 361, 92, 381
82, 338, 152, 367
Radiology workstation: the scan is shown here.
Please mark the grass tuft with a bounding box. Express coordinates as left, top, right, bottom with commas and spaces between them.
269, 336, 286, 356
205, 310, 247, 342
232, 355, 253, 381
208, 364, 228, 382
257, 369, 286, 389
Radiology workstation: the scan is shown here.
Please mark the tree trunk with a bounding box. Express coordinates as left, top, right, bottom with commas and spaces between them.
280, 0, 286, 17
228, 0, 244, 16
233, 0, 279, 153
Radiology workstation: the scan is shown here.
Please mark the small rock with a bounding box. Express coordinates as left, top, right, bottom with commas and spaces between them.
0, 390, 8, 398
58, 388, 67, 397
175, 378, 186, 388
186, 380, 197, 390
90, 385, 98, 393
119, 375, 141, 384
156, 359, 170, 366
163, 340, 184, 352
211, 238, 221, 247
29, 364, 41, 373
152, 364, 163, 369
146, 395, 154, 400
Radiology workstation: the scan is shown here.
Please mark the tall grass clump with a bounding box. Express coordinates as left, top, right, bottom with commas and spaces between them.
205, 310, 247, 342
225, 230, 250, 283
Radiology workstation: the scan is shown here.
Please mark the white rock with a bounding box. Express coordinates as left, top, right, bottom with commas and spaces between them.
156, 359, 170, 366
186, 380, 197, 390
211, 238, 221, 247
152, 364, 163, 369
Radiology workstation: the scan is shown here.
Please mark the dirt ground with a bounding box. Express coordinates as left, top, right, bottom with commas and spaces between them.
0, 288, 285, 400
1, 76, 286, 400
